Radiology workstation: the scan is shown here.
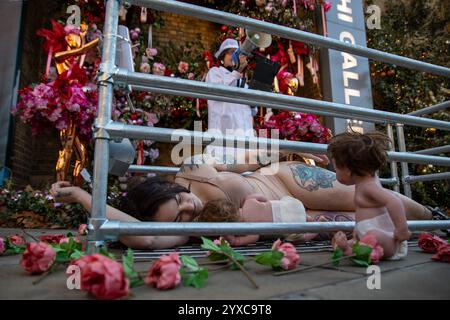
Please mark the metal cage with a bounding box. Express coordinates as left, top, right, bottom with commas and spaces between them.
87, 0, 450, 252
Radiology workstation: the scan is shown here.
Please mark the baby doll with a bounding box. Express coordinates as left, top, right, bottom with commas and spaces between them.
328, 131, 410, 260
195, 193, 317, 246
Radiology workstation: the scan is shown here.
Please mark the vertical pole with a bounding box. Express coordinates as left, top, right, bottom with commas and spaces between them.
87, 0, 119, 253
396, 123, 412, 198
386, 124, 400, 193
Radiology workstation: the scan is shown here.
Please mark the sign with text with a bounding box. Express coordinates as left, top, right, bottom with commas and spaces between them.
320, 0, 375, 134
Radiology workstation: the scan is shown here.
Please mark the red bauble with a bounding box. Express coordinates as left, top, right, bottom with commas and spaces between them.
220, 25, 228, 33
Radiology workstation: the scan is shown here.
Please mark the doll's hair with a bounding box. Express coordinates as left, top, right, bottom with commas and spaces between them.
194, 199, 240, 222
327, 131, 392, 176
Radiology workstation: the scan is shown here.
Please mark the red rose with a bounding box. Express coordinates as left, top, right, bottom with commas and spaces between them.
39, 234, 65, 244
418, 233, 447, 253
72, 254, 129, 300
9, 234, 25, 246
145, 252, 181, 290
20, 242, 56, 275
432, 244, 450, 263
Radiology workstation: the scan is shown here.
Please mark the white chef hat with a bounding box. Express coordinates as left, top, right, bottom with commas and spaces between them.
214, 38, 239, 59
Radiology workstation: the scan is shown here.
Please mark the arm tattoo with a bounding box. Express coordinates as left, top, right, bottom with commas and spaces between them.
289, 164, 336, 192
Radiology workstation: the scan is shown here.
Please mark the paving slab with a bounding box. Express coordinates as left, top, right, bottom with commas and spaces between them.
1, 228, 449, 300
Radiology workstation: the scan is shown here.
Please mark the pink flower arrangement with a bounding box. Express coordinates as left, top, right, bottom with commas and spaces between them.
145, 252, 182, 290
360, 234, 384, 264
140, 62, 151, 73
152, 62, 166, 76
257, 111, 332, 144
0, 237, 5, 255
9, 235, 25, 246
12, 79, 98, 139
20, 242, 56, 275
323, 1, 332, 12
178, 61, 189, 74
71, 254, 130, 300
272, 239, 301, 270
146, 47, 158, 57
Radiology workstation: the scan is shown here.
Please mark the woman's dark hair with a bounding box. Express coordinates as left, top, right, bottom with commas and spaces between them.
327, 131, 392, 176
120, 176, 190, 221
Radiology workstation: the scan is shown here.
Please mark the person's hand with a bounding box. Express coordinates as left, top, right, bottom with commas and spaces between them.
50, 181, 83, 203
280, 150, 329, 165
394, 227, 411, 242
237, 55, 248, 73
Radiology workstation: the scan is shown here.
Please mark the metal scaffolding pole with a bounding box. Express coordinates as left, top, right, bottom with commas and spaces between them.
104, 122, 450, 167
114, 70, 450, 131
408, 100, 450, 117
88, 0, 119, 253
405, 172, 450, 183
126, 0, 450, 77
396, 124, 412, 198
386, 124, 400, 192
99, 220, 450, 237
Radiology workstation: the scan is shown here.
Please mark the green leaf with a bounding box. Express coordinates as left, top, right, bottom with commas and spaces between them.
200, 237, 220, 252
254, 250, 283, 269
351, 258, 370, 267
69, 249, 85, 260
351, 243, 372, 267
191, 269, 208, 289
181, 255, 199, 272
331, 248, 344, 266
99, 247, 116, 260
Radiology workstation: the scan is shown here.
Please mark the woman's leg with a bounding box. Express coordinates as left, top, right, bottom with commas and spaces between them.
276, 161, 432, 220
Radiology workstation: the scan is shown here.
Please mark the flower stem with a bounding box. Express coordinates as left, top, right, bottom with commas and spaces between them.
32, 263, 59, 285
220, 251, 258, 289
274, 254, 357, 276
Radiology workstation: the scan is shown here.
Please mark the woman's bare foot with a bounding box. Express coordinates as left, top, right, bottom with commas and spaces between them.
332, 231, 353, 256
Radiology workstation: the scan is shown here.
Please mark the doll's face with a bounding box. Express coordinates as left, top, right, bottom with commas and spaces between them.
332, 159, 354, 186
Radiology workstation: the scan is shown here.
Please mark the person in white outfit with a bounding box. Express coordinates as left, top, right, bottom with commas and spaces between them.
205, 39, 256, 164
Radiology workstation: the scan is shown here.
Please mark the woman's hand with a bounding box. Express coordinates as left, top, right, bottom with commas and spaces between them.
50, 181, 84, 203
280, 150, 330, 165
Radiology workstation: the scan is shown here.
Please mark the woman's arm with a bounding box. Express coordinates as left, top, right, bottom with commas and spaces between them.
51, 182, 189, 249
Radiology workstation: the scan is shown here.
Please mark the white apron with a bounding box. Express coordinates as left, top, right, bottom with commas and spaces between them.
205, 66, 255, 163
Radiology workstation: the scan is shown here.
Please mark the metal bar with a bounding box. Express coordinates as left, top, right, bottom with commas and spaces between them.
114, 70, 450, 131
405, 172, 450, 183
127, 0, 450, 77
88, 0, 119, 253
408, 101, 450, 116
99, 220, 450, 236
396, 124, 412, 198
128, 164, 180, 174
386, 124, 400, 192
414, 145, 450, 155
379, 178, 399, 186
105, 122, 450, 167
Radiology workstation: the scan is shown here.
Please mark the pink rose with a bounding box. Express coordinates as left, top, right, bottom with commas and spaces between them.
9, 235, 25, 246
59, 237, 81, 244
360, 234, 384, 264
20, 242, 56, 275
432, 244, 450, 263
78, 224, 88, 236
323, 1, 332, 12
72, 254, 129, 300
152, 62, 166, 76
418, 233, 447, 253
140, 62, 151, 74
188, 72, 195, 80
272, 239, 301, 270
146, 48, 158, 57
178, 61, 189, 74
145, 252, 181, 290
39, 234, 65, 244
0, 237, 5, 255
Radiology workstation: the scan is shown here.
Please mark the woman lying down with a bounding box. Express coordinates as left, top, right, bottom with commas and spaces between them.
50, 147, 434, 250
